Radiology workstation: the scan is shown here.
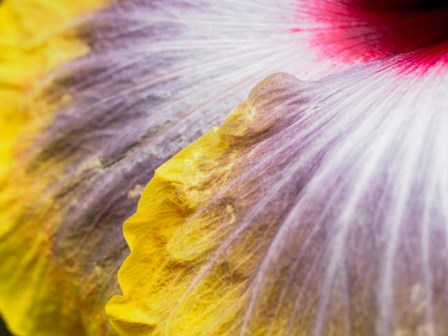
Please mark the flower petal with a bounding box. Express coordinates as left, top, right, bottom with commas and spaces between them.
107, 61, 448, 335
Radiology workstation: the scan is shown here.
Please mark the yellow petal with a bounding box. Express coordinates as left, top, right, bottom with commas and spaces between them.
106, 74, 299, 336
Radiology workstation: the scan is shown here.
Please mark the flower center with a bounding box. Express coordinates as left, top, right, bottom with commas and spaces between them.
370, 0, 447, 10
295, 0, 448, 70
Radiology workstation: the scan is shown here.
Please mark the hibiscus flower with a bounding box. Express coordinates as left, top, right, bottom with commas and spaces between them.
0, 0, 447, 335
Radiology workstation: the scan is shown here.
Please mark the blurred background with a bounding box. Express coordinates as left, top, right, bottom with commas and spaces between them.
0, 318, 11, 336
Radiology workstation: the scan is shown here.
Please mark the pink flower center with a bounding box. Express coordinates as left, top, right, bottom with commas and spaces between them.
293, 0, 448, 72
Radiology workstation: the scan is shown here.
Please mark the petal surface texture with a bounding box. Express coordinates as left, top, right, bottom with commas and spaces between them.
2, 0, 448, 335
108, 65, 448, 336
